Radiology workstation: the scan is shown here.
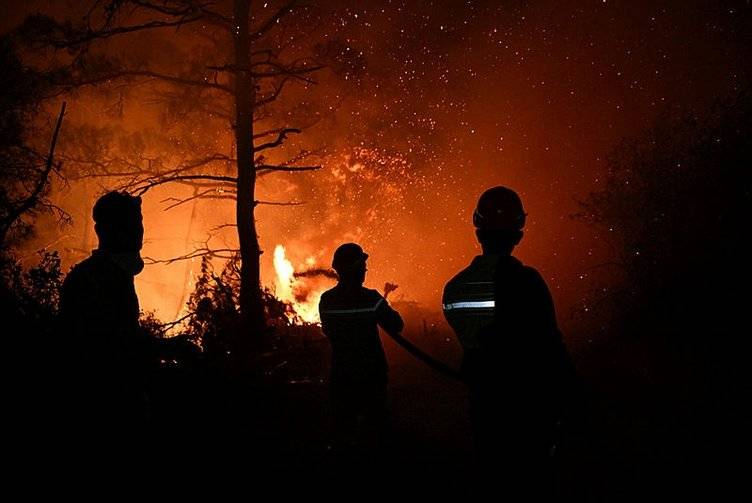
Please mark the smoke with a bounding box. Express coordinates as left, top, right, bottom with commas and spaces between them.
293, 268, 338, 280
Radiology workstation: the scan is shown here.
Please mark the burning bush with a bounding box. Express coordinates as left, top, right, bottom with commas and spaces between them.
165, 254, 326, 379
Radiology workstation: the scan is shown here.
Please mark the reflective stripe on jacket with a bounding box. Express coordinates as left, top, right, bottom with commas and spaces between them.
442, 255, 500, 350
319, 285, 403, 379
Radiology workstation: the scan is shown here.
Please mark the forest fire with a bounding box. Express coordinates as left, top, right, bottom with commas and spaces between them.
0, 0, 635, 326
0, 0, 745, 352
2, 0, 749, 493
273, 244, 332, 324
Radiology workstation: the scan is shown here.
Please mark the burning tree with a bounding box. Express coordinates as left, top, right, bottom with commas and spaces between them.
14, 1, 356, 339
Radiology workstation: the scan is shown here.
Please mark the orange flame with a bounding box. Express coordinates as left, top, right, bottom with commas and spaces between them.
273, 244, 328, 324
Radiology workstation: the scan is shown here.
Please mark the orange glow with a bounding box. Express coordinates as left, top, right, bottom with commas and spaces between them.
273, 244, 328, 324
20, 0, 739, 336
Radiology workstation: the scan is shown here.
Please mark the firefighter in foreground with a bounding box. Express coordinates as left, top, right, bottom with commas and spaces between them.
59, 191, 191, 438
442, 186, 574, 486
319, 243, 404, 454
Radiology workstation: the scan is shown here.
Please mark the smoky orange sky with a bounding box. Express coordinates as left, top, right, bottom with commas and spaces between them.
6, 0, 749, 337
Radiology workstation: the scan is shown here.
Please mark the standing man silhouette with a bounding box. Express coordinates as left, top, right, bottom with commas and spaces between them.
58, 191, 180, 437
319, 243, 403, 456
442, 186, 574, 490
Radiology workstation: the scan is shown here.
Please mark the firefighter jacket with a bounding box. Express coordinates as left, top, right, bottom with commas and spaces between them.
319, 285, 403, 382
443, 254, 572, 381
442, 254, 500, 352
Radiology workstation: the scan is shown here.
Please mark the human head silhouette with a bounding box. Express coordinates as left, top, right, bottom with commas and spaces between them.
93, 191, 144, 253
473, 186, 526, 255
332, 243, 368, 286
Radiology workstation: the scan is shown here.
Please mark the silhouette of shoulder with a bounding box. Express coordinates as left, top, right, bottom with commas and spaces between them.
362, 287, 385, 303
520, 264, 548, 287
63, 253, 118, 291
62, 255, 108, 308
443, 255, 498, 298
446, 263, 476, 284
516, 264, 556, 306
60, 252, 140, 335
320, 285, 383, 310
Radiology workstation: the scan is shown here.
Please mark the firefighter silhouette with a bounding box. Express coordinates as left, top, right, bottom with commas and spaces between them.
59, 191, 190, 435
442, 186, 575, 489
319, 243, 404, 455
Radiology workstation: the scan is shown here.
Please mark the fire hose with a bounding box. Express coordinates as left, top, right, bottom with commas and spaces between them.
383, 284, 461, 381
385, 330, 461, 381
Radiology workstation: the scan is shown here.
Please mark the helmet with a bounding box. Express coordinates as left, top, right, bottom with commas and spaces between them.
332, 243, 369, 272
472, 186, 526, 230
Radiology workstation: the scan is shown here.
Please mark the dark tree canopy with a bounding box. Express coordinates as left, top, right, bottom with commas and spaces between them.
578, 89, 752, 392
0, 36, 65, 248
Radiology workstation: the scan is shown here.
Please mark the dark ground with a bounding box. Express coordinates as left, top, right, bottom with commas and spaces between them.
237, 320, 739, 498
23, 312, 733, 497
193, 322, 710, 498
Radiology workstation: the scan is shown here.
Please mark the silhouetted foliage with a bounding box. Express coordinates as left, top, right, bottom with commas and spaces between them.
0, 36, 67, 247
578, 89, 752, 394
0, 251, 62, 335
183, 256, 243, 365
177, 255, 324, 377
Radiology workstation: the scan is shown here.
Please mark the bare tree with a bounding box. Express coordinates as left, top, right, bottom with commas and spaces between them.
15, 0, 337, 339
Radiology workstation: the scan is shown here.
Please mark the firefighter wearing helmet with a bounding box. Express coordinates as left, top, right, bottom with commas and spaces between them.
319, 243, 404, 456
443, 187, 527, 354
442, 186, 574, 490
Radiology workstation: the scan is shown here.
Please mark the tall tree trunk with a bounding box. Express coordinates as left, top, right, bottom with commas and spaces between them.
234, 0, 266, 341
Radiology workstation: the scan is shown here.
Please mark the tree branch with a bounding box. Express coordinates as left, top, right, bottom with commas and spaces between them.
253, 127, 294, 139
132, 0, 230, 24
209, 223, 237, 233
50, 16, 205, 48
130, 1, 196, 16
255, 76, 292, 106
255, 128, 301, 151
277, 147, 324, 166
252, 62, 324, 82
251, 0, 298, 40
256, 164, 321, 173
144, 247, 238, 265
0, 102, 66, 245
174, 153, 232, 170
129, 174, 237, 196
63, 69, 233, 94
66, 152, 231, 181
255, 200, 304, 206
160, 188, 236, 211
